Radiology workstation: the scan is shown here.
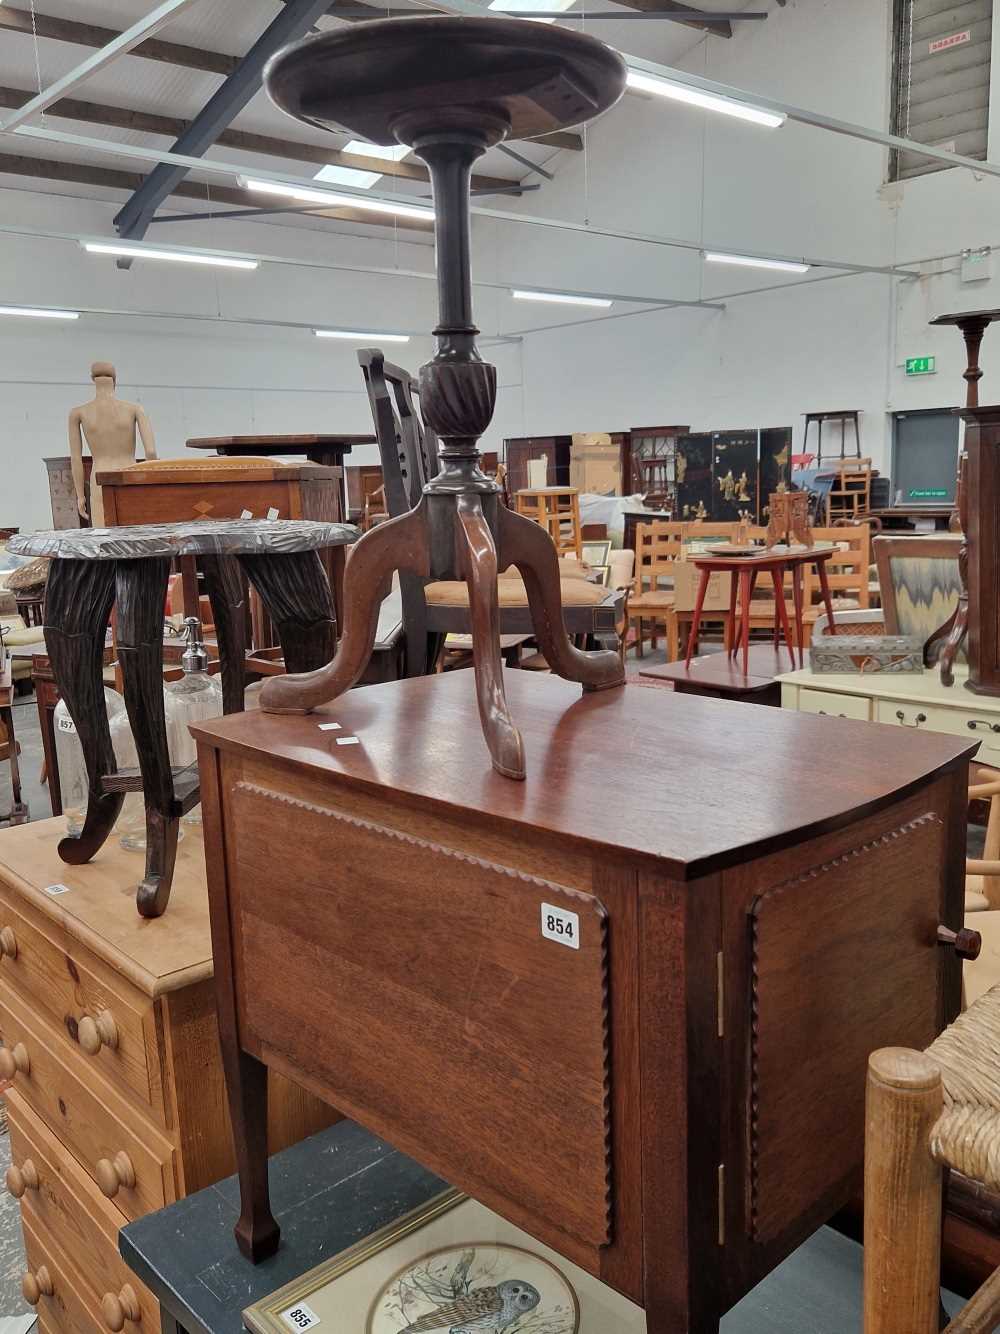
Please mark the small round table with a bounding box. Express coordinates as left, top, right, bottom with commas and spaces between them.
684, 545, 836, 676
9, 519, 358, 917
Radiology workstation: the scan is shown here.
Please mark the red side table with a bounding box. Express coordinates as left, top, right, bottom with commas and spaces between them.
685, 546, 836, 675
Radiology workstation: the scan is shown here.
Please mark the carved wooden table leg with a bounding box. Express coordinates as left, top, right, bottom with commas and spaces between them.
260, 506, 430, 714
116, 558, 177, 919
199, 554, 246, 715
44, 560, 122, 863
240, 550, 338, 675
497, 505, 625, 693
457, 495, 525, 780
0, 699, 28, 826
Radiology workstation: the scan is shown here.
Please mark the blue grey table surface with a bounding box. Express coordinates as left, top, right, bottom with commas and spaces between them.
120, 1120, 962, 1334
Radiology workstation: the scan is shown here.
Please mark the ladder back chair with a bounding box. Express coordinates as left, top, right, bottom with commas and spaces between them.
359, 350, 620, 674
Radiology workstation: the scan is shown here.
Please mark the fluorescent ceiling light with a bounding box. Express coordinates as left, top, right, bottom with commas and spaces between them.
704, 251, 811, 274
314, 164, 381, 190
511, 289, 613, 308
343, 140, 410, 163
82, 241, 258, 269
240, 177, 433, 223
489, 0, 574, 21
625, 70, 786, 129
0, 304, 79, 319
315, 329, 410, 343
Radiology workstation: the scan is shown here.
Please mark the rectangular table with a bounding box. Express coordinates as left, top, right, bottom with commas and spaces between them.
194, 671, 973, 1333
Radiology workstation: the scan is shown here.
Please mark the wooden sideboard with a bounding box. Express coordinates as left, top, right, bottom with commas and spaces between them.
194, 671, 972, 1334
0, 818, 334, 1334
779, 666, 1000, 764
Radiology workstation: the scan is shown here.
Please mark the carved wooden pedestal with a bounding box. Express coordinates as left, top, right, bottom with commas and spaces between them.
928, 309, 1000, 687
257, 17, 628, 780
9, 520, 355, 917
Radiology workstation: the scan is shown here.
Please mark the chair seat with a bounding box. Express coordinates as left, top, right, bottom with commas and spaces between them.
629, 591, 675, 612
425, 575, 608, 609
747, 597, 861, 619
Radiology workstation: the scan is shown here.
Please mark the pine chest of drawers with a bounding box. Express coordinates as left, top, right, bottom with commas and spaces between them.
0, 818, 334, 1334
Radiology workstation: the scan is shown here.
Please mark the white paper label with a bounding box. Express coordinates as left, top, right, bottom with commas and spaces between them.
280, 1303, 321, 1331
317, 722, 342, 731
336, 736, 360, 746
44, 883, 72, 896
266, 507, 279, 521
541, 902, 580, 950
239, 509, 253, 520
57, 714, 77, 735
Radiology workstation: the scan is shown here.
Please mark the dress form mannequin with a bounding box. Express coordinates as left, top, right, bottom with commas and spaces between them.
68, 362, 157, 526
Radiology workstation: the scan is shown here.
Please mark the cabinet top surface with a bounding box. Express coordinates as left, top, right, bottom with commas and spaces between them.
193, 673, 974, 879
780, 666, 997, 707
0, 818, 212, 996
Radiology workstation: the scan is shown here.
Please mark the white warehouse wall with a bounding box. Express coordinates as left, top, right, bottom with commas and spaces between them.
4, 0, 1000, 531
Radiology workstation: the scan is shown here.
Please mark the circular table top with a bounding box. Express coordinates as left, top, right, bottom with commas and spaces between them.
9, 519, 360, 561
265, 17, 627, 144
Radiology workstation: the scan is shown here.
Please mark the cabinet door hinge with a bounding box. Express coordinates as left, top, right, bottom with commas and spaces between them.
718, 1163, 726, 1246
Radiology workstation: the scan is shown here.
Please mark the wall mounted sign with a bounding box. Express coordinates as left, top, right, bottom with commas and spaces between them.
905, 356, 936, 376
929, 29, 971, 54
909, 488, 949, 500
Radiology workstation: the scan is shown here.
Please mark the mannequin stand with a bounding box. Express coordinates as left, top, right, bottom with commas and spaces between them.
259, 17, 628, 779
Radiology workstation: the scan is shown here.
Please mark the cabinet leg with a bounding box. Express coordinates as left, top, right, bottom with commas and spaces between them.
228, 1050, 279, 1263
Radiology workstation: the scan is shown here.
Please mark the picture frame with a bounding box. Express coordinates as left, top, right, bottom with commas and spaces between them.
244, 1193, 646, 1334
581, 539, 612, 569
591, 564, 612, 587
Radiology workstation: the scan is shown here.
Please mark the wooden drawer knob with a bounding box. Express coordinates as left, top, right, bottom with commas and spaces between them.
22, 1265, 53, 1305
101, 1284, 141, 1330
96, 1150, 135, 1199
0, 1042, 30, 1080
79, 1010, 119, 1056
6, 1158, 39, 1199
0, 927, 18, 960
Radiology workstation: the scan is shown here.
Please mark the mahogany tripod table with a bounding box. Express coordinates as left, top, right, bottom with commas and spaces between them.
253, 15, 628, 781
8, 518, 356, 918
194, 669, 976, 1334
685, 547, 836, 675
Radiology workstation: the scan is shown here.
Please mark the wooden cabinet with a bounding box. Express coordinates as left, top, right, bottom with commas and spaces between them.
503, 435, 573, 494
194, 671, 972, 1333
98, 460, 344, 526
0, 818, 334, 1324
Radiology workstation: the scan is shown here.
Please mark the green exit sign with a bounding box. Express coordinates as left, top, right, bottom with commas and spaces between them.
906, 356, 937, 376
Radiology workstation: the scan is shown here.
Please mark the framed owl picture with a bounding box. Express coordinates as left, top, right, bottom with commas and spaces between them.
244, 1192, 647, 1334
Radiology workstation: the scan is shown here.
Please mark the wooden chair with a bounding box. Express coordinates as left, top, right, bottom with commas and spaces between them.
628, 520, 684, 659
358, 349, 620, 675
825, 458, 873, 525
967, 766, 1000, 912
629, 521, 739, 660
863, 981, 1000, 1334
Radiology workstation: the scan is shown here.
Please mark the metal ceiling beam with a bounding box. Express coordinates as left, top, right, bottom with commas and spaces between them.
0, 0, 203, 133
0, 84, 516, 193
0, 152, 430, 230
8, 126, 920, 278
600, 0, 736, 34
112, 0, 335, 244
0, 5, 237, 75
